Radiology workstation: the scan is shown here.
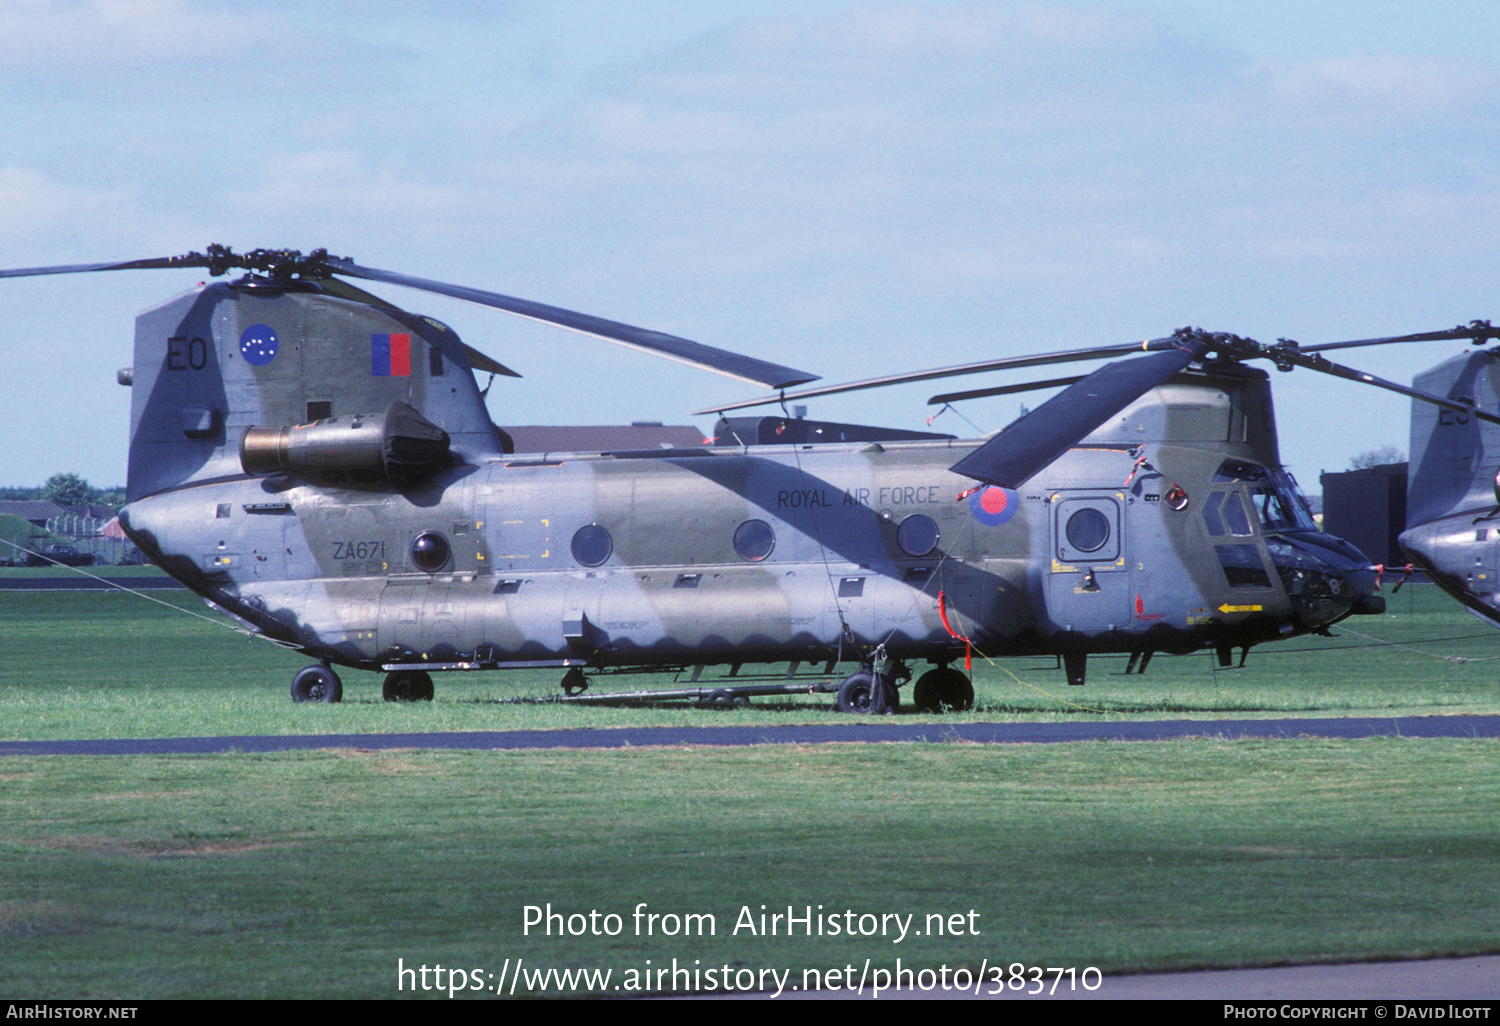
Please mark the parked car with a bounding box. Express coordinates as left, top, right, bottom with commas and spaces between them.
24, 544, 95, 567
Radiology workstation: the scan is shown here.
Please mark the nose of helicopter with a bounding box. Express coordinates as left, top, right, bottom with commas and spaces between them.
1266, 533, 1383, 629
1399, 518, 1500, 626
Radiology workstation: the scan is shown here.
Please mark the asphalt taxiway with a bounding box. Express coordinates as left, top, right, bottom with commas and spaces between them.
1, 714, 1496, 756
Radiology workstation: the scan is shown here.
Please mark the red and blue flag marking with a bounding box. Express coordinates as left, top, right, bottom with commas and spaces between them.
371, 333, 411, 376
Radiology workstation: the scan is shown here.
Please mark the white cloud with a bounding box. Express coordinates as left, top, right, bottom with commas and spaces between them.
1266, 53, 1500, 116
0, 0, 407, 99
4, 0, 1500, 483
0, 167, 134, 236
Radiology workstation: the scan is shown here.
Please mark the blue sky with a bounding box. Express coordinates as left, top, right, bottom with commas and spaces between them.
3, 0, 1498, 488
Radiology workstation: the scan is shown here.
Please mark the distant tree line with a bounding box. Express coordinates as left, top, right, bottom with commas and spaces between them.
0, 474, 125, 511
1347, 447, 1407, 471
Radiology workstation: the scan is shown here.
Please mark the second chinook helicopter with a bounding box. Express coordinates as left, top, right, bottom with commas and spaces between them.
1389, 338, 1500, 625
7, 246, 1490, 710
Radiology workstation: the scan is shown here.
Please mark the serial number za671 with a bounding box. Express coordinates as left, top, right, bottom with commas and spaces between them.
333, 540, 386, 560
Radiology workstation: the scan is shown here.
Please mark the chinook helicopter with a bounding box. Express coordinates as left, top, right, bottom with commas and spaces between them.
1394, 339, 1500, 624
5, 245, 1494, 711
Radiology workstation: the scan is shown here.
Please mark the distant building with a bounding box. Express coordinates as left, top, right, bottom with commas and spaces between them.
0, 500, 66, 527
1320, 462, 1407, 566
711, 416, 955, 446
502, 423, 709, 454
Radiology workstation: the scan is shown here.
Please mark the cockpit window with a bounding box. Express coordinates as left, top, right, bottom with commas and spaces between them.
1213, 459, 1271, 484
1213, 460, 1317, 532
1275, 470, 1318, 528
1202, 493, 1225, 536
1250, 486, 1299, 530
1223, 492, 1252, 535
1203, 491, 1252, 537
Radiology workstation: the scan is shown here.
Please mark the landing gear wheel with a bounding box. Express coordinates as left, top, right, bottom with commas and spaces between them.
291, 664, 343, 704
836, 670, 874, 714
561, 667, 589, 696
912, 667, 973, 713
383, 670, 434, 702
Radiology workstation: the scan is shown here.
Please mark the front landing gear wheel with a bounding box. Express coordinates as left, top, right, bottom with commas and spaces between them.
383, 670, 434, 702
836, 670, 874, 714
291, 664, 343, 704
912, 667, 973, 712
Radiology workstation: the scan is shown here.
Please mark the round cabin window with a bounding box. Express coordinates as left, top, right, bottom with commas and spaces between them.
410, 531, 450, 572
1065, 508, 1111, 553
897, 514, 940, 557
571, 524, 613, 567
733, 520, 776, 562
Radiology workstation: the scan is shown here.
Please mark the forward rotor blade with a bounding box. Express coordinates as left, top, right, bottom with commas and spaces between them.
928, 375, 1085, 405
1298, 321, 1500, 354
694, 338, 1182, 416
948, 337, 1212, 488
327, 258, 817, 391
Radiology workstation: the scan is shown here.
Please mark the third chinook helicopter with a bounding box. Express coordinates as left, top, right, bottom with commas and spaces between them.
6, 245, 1493, 710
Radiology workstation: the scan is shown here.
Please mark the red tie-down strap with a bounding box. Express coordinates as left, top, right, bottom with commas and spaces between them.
937, 589, 973, 673
1372, 563, 1416, 592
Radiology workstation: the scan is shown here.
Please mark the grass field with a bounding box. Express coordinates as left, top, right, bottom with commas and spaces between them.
0, 576, 1495, 738
0, 579, 1496, 997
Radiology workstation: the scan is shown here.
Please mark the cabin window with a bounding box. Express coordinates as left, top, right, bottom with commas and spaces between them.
571, 524, 613, 567
1055, 497, 1120, 561
1065, 508, 1111, 553
733, 519, 776, 562
411, 531, 450, 572
897, 514, 940, 557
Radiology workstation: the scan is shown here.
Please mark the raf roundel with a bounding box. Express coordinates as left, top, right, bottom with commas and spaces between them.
968, 484, 1019, 527
239, 323, 280, 366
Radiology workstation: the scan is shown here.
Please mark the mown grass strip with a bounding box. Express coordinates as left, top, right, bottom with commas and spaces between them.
1, 738, 1496, 997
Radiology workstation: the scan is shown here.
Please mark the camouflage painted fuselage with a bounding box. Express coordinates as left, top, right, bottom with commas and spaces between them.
117, 280, 1376, 679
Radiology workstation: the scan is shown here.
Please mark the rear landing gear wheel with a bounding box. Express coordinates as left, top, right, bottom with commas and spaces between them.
561, 667, 589, 696
383, 670, 434, 702
912, 667, 973, 712
291, 664, 343, 704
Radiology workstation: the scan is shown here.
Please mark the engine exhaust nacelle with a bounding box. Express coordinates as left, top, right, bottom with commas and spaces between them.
241, 401, 451, 488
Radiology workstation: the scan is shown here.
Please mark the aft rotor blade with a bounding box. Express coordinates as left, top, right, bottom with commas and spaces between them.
948, 337, 1212, 488
928, 375, 1086, 405
0, 255, 205, 279
315, 274, 522, 378
327, 258, 817, 391
1298, 321, 1500, 354
694, 338, 1182, 416
1271, 348, 1500, 426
